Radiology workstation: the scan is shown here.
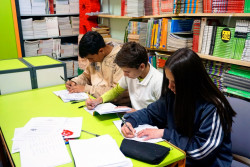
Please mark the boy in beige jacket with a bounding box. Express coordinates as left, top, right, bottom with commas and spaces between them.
66, 31, 128, 102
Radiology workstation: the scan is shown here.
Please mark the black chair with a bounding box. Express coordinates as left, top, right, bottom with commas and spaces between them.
227, 97, 250, 167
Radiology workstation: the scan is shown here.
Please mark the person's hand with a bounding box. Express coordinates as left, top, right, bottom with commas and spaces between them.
68, 85, 85, 93
86, 97, 103, 110
137, 129, 164, 141
121, 122, 136, 138
65, 80, 76, 90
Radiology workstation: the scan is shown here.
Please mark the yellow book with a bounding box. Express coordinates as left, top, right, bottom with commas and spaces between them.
153, 23, 159, 49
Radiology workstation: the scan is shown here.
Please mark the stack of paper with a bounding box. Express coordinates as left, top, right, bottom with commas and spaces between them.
144, 0, 160, 16
71, 16, 79, 35
56, 0, 70, 14
73, 60, 79, 76
242, 34, 250, 61
45, 17, 59, 37
69, 135, 133, 167
84, 103, 131, 116
167, 33, 193, 50
113, 120, 164, 143
69, 0, 79, 13
21, 18, 34, 39
52, 39, 61, 59
58, 17, 73, 36
61, 43, 74, 57
31, 0, 46, 14
61, 60, 74, 77
53, 89, 88, 102
33, 19, 48, 38
139, 22, 148, 47
126, 0, 144, 17
24, 40, 39, 57
19, 0, 32, 15
73, 44, 78, 56
38, 39, 54, 57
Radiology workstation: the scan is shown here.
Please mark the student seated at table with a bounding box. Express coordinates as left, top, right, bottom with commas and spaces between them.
121, 48, 236, 167
66, 31, 129, 105
86, 42, 163, 112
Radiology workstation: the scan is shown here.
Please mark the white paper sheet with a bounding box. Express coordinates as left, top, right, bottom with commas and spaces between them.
53, 89, 88, 102
113, 120, 164, 143
69, 135, 132, 167
20, 134, 71, 167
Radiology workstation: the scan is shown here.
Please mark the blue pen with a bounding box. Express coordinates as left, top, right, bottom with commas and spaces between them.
65, 141, 69, 144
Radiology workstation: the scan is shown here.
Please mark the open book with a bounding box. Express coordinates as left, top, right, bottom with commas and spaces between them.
84, 103, 131, 116
53, 90, 88, 102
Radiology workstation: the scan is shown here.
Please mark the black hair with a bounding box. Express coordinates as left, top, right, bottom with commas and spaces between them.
114, 42, 148, 69
79, 31, 106, 58
161, 48, 236, 137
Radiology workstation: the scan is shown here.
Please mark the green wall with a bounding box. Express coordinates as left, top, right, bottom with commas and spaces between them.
0, 0, 18, 60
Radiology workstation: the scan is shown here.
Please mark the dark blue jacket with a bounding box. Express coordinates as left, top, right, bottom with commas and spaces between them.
124, 94, 232, 167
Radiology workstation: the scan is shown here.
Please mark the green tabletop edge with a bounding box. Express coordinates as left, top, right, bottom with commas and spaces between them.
0, 59, 27, 71
23, 56, 61, 66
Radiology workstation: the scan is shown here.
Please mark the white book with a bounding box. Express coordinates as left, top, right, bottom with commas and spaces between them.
53, 89, 88, 102
84, 103, 131, 116
69, 135, 133, 167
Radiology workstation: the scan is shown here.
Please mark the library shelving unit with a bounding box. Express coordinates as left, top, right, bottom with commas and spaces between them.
97, 13, 250, 68
15, 0, 79, 59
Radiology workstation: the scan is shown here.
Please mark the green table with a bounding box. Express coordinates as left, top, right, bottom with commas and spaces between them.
0, 85, 185, 167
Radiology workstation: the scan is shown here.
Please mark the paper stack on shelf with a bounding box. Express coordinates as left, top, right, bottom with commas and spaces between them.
61, 60, 74, 77
126, 0, 144, 17
69, 135, 133, 167
71, 16, 79, 35
167, 33, 193, 50
61, 43, 74, 58
69, 0, 79, 13
91, 26, 110, 38
38, 39, 54, 57
31, 0, 46, 14
24, 40, 39, 57
58, 17, 73, 36
21, 18, 34, 39
73, 44, 78, 56
55, 0, 69, 14
144, 0, 160, 15
33, 19, 48, 38
242, 33, 250, 61
73, 60, 78, 76
19, 0, 32, 15
45, 17, 59, 37
139, 22, 148, 47
160, 0, 174, 14
52, 39, 61, 59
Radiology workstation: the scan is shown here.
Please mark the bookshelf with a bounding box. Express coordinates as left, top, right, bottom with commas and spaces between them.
21, 13, 79, 17
146, 48, 250, 67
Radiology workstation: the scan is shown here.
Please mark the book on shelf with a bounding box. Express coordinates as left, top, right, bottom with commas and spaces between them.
192, 19, 201, 53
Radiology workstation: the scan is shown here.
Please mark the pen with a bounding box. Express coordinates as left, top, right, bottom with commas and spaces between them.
60, 75, 66, 83
116, 113, 133, 133
71, 100, 84, 104
78, 105, 86, 108
81, 129, 100, 137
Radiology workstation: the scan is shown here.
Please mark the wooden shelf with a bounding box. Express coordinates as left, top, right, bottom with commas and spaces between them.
21, 13, 79, 17
98, 13, 250, 19
145, 48, 250, 67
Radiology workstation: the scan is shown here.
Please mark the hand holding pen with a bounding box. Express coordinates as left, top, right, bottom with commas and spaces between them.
118, 114, 136, 138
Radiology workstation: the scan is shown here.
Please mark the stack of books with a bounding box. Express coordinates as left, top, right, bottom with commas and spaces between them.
144, 0, 160, 15
242, 33, 250, 61
245, 0, 250, 13
31, 0, 46, 14
58, 17, 73, 36
21, 18, 34, 39
167, 33, 193, 50
69, 0, 79, 13
173, 0, 203, 14
126, 0, 144, 17
71, 16, 79, 35
38, 39, 54, 57
19, 0, 32, 15
45, 17, 59, 37
92, 26, 110, 38
56, 0, 70, 14
60, 43, 74, 58
139, 22, 148, 47
24, 40, 39, 57
33, 19, 48, 38
160, 0, 174, 14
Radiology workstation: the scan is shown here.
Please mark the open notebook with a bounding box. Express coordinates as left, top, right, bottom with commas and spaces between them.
53, 89, 88, 102
84, 103, 131, 116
